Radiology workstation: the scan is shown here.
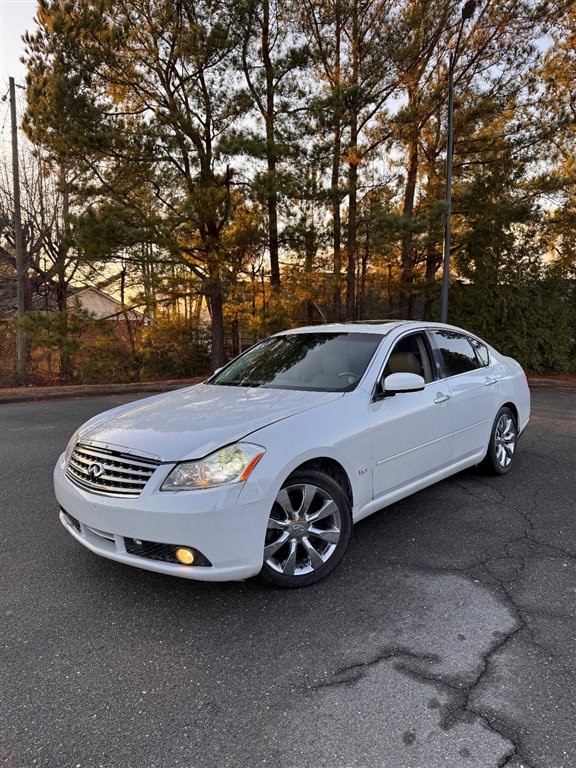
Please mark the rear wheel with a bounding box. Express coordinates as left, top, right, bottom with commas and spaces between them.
260, 470, 352, 588
482, 406, 517, 475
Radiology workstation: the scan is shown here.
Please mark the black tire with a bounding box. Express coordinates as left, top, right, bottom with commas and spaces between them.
259, 469, 352, 588
482, 406, 518, 475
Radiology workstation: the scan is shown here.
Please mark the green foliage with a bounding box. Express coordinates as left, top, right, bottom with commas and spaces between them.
73, 205, 154, 261
16, 0, 575, 375
22, 308, 139, 383
448, 135, 576, 373
18, 309, 214, 383
22, 308, 85, 359
140, 317, 211, 380
77, 332, 136, 384
450, 255, 576, 374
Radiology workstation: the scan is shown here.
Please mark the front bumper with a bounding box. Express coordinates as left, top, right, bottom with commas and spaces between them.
54, 454, 273, 581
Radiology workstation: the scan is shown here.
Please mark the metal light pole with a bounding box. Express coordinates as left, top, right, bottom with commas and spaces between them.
9, 77, 27, 384
440, 1, 477, 324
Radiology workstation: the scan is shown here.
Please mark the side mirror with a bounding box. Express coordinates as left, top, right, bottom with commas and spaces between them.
383, 372, 425, 395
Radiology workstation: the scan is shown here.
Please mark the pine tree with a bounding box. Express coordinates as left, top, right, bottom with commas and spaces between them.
24, 0, 250, 367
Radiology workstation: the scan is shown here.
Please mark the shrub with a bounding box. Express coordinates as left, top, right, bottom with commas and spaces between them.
140, 316, 211, 379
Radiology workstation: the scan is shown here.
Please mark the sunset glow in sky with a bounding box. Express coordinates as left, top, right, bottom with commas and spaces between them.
1, 0, 36, 87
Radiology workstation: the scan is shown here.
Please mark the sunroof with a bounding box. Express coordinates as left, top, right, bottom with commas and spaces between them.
345, 319, 407, 325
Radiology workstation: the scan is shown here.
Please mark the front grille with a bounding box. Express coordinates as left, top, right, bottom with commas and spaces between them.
66, 443, 160, 498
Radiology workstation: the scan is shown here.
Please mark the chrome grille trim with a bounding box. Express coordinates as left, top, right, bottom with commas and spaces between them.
67, 444, 159, 471
66, 443, 160, 497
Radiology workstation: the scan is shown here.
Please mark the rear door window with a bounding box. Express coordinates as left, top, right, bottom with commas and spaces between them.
431, 330, 481, 377
470, 338, 490, 366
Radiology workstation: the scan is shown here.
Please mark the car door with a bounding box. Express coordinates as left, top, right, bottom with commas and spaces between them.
428, 329, 500, 462
370, 331, 454, 500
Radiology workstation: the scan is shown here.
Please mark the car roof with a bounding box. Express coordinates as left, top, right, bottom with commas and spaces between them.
275, 320, 469, 336
276, 320, 406, 336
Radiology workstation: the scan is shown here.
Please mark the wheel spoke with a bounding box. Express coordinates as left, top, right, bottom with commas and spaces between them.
264, 532, 289, 559
306, 499, 337, 524
497, 417, 514, 440
302, 537, 326, 568
281, 540, 298, 576
308, 525, 340, 544
266, 517, 289, 531
275, 488, 297, 519
493, 409, 517, 469
298, 484, 317, 517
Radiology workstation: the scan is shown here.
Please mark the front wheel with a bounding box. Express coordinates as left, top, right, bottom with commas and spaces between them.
260, 470, 352, 588
482, 406, 518, 475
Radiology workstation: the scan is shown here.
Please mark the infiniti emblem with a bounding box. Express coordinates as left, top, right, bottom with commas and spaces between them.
88, 462, 105, 479
291, 523, 306, 534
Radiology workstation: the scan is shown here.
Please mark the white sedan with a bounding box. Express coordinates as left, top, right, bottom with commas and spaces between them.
54, 321, 530, 587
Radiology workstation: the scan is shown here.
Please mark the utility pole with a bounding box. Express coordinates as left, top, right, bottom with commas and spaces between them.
440, 49, 457, 325
9, 76, 27, 384
440, 1, 477, 324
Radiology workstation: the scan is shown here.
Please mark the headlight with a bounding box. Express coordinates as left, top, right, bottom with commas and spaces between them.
64, 430, 80, 462
161, 443, 265, 491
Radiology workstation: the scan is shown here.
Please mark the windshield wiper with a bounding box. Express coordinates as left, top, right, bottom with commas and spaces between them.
214, 380, 265, 388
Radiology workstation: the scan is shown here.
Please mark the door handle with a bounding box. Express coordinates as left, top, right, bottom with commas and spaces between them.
434, 392, 452, 404
484, 377, 498, 386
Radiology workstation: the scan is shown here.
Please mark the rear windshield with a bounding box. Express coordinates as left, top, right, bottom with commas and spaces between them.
208, 333, 383, 392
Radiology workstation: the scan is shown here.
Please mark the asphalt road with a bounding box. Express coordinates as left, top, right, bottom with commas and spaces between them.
1, 389, 575, 768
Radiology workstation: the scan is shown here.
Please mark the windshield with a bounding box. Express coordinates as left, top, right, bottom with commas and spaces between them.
208, 332, 383, 392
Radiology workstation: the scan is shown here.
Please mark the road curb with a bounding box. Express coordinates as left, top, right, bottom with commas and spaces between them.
0, 378, 205, 404
527, 377, 576, 390
1, 375, 575, 404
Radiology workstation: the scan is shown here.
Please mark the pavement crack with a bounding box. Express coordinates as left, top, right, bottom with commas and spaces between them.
533, 540, 576, 561
304, 559, 548, 768
497, 745, 537, 768
392, 631, 536, 768
307, 646, 440, 691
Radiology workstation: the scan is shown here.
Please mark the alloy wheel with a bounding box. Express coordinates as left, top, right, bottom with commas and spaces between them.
264, 482, 343, 577
494, 412, 516, 469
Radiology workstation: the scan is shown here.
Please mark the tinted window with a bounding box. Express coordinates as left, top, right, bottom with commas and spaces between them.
470, 338, 490, 366
209, 333, 382, 392
432, 330, 481, 377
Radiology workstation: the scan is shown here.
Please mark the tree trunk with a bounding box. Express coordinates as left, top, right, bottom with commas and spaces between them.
305, 217, 316, 323
400, 124, 419, 318
331, 129, 343, 321
208, 281, 226, 369
358, 226, 369, 320
262, 0, 280, 290
423, 243, 441, 320
345, 0, 360, 320
57, 166, 74, 379
331, 13, 343, 322
345, 143, 358, 320
120, 264, 138, 378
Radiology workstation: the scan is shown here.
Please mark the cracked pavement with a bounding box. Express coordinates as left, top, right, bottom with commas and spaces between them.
1, 388, 575, 768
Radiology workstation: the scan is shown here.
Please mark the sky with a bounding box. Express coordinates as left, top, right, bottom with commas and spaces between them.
0, 0, 36, 153
1, 0, 35, 83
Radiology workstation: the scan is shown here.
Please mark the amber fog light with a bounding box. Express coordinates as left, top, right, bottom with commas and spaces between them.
175, 547, 195, 565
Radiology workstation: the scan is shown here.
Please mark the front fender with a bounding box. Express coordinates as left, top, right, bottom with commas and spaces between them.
237, 394, 373, 515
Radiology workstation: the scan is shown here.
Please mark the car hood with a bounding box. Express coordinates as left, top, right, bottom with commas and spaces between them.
77, 384, 343, 461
